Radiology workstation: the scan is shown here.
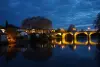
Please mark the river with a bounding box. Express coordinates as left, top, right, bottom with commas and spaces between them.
0, 39, 100, 67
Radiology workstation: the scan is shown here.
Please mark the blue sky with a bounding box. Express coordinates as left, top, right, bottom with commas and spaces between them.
0, 0, 100, 29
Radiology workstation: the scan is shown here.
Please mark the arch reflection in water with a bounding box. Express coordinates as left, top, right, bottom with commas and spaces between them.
51, 38, 97, 51
52, 37, 97, 45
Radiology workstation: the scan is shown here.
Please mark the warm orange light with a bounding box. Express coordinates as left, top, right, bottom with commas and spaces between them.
73, 45, 77, 50
26, 30, 28, 32
73, 28, 76, 31
61, 45, 65, 49
7, 34, 16, 43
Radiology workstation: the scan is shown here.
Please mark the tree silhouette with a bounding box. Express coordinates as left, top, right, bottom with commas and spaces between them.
0, 25, 4, 29
94, 13, 100, 30
55, 28, 61, 32
5, 20, 8, 28
94, 13, 100, 44
94, 13, 100, 66
67, 24, 76, 32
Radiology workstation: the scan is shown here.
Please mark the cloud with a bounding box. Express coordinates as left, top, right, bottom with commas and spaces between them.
9, 0, 20, 8
76, 24, 93, 27
7, 0, 100, 28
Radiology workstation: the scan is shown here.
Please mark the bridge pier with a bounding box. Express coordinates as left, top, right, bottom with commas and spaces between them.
73, 32, 75, 45
87, 32, 90, 45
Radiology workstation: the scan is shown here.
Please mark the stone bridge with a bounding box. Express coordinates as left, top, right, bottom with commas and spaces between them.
52, 31, 99, 45
17, 29, 99, 45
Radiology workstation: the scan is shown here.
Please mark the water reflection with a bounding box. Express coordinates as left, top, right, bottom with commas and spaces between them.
23, 35, 53, 61
0, 35, 100, 67
95, 32, 100, 67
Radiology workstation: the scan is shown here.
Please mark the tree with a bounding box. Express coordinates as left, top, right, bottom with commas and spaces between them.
55, 28, 65, 33
94, 13, 100, 52
67, 24, 76, 32
5, 20, 8, 28
0, 25, 4, 29
94, 13, 100, 31
94, 13, 100, 67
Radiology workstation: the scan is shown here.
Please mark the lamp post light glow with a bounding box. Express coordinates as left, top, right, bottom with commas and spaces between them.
73, 28, 76, 31
87, 27, 90, 31
73, 45, 77, 50
61, 45, 65, 49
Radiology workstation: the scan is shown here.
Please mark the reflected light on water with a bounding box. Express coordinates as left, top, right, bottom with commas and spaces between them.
7, 44, 16, 52
53, 39, 97, 45
88, 46, 91, 51
61, 45, 65, 49
7, 34, 16, 43
73, 45, 77, 50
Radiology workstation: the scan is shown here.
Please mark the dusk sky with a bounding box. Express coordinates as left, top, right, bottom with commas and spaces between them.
0, 0, 100, 29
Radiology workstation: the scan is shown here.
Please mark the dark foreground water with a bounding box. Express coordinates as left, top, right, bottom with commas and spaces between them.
0, 39, 100, 67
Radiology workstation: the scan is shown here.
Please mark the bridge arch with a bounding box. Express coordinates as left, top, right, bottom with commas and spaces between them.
62, 32, 73, 44
76, 32, 88, 42
64, 32, 73, 42
74, 32, 88, 45
90, 32, 98, 39
75, 32, 88, 36
89, 32, 99, 45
